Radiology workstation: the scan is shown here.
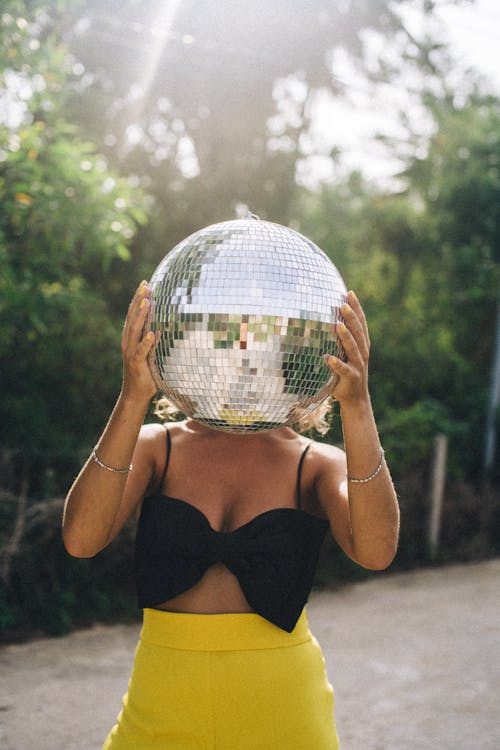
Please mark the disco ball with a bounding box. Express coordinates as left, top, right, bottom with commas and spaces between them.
147, 217, 347, 432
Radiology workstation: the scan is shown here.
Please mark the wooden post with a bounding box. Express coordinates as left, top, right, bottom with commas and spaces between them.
484, 292, 500, 476
428, 434, 448, 559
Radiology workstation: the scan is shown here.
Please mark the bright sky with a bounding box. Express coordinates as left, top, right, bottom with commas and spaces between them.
2, 1, 498, 189
304, 0, 500, 188
439, 0, 500, 84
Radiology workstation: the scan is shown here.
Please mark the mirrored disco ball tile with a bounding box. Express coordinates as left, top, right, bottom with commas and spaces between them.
147, 218, 347, 432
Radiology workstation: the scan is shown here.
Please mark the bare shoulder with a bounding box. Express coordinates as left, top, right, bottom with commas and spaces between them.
309, 440, 346, 477
135, 421, 168, 466
138, 421, 166, 441
305, 441, 348, 530
137, 419, 193, 472
127, 423, 169, 518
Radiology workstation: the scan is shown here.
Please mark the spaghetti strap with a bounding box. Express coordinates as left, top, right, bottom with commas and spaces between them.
157, 425, 172, 493
296, 441, 312, 510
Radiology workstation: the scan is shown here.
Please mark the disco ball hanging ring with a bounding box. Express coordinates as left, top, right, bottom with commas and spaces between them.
147, 217, 347, 433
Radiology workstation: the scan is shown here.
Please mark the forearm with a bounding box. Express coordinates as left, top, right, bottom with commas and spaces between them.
62, 391, 150, 557
340, 396, 400, 569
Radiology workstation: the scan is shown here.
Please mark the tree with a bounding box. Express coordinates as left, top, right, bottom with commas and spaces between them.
0, 2, 148, 592
61, 1, 437, 248
298, 89, 500, 480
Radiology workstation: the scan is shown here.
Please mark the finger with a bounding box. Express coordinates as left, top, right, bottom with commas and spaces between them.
123, 281, 152, 348
323, 352, 353, 379
123, 280, 147, 331
132, 296, 154, 347
134, 281, 152, 310
129, 280, 149, 309
136, 329, 160, 358
335, 322, 364, 371
340, 301, 369, 361
346, 290, 370, 352
347, 291, 370, 349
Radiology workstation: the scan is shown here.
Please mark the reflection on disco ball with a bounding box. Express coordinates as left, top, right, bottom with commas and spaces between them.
147, 217, 347, 433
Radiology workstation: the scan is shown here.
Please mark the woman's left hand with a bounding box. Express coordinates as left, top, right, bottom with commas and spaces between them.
324, 290, 371, 408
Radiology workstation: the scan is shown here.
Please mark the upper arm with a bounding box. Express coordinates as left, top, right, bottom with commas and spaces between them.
314, 443, 358, 563
104, 423, 163, 545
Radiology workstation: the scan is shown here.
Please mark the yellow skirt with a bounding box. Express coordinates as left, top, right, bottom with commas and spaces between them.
102, 607, 339, 749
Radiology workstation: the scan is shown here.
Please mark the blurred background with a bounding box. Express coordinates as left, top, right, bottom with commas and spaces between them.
1, 0, 499, 641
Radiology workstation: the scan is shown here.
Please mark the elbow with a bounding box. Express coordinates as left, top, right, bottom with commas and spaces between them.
63, 539, 98, 559
62, 529, 100, 559
363, 552, 396, 571
354, 541, 399, 571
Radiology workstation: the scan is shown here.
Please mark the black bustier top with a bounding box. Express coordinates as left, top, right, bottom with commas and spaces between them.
135, 429, 329, 633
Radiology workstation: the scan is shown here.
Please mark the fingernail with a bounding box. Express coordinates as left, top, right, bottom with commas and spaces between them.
146, 331, 154, 341
323, 353, 339, 366
348, 290, 357, 302
337, 322, 347, 334
140, 298, 148, 309
341, 304, 350, 315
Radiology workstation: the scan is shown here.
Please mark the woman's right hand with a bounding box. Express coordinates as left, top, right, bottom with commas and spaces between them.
121, 280, 159, 402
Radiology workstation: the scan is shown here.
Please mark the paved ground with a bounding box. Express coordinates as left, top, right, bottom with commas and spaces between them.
1, 559, 499, 750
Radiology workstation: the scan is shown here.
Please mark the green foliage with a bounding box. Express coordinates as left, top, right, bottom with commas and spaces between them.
0, 3, 148, 478
297, 93, 500, 480
380, 400, 455, 473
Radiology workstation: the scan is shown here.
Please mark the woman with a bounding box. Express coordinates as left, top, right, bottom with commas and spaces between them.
62, 280, 399, 749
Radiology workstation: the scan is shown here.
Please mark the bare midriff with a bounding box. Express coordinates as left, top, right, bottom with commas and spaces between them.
153, 562, 255, 614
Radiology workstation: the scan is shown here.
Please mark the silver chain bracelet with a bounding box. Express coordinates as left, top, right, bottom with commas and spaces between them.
347, 448, 385, 484
91, 448, 132, 474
